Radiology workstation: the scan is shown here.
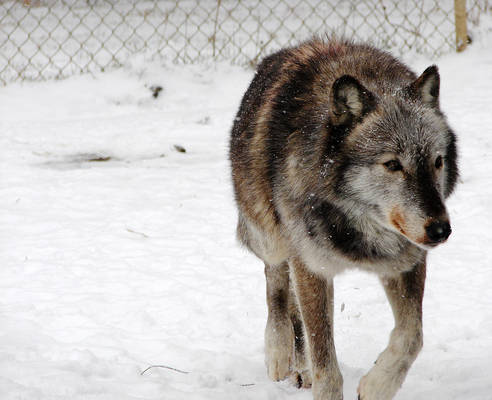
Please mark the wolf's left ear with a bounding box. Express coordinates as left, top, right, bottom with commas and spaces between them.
330, 75, 376, 126
407, 65, 440, 108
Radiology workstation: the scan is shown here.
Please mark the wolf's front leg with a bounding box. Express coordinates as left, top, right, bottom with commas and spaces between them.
264, 261, 294, 381
358, 261, 426, 400
291, 257, 343, 400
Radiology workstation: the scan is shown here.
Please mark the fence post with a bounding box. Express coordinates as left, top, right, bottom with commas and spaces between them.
212, 0, 222, 58
454, 0, 468, 52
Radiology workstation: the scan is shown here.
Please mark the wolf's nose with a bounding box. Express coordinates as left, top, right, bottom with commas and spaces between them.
425, 220, 451, 243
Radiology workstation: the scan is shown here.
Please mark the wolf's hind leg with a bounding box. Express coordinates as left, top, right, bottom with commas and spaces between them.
288, 285, 312, 388
291, 257, 343, 400
264, 261, 294, 381
358, 261, 426, 400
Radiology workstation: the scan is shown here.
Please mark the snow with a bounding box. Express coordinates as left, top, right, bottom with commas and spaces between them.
2, 35, 492, 399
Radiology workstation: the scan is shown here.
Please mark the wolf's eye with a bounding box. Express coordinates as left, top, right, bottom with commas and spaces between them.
383, 159, 403, 172
435, 155, 443, 169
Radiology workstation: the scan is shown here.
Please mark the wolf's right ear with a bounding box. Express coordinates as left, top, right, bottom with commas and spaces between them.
330, 75, 376, 126
406, 65, 440, 108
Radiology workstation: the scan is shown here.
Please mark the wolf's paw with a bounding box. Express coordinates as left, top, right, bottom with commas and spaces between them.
265, 319, 294, 381
289, 369, 312, 388
312, 374, 343, 400
265, 346, 291, 381
357, 370, 394, 400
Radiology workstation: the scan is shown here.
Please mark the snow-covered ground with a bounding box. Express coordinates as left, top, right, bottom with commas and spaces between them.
2, 34, 492, 399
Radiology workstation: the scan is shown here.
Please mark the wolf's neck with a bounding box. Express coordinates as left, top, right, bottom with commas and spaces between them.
308, 198, 411, 262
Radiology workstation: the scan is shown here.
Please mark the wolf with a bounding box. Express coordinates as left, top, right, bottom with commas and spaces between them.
229, 37, 459, 399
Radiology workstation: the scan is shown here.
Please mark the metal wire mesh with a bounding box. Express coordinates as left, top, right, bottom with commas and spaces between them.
0, 0, 489, 85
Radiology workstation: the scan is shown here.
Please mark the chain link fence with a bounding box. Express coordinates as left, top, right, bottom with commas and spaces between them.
0, 0, 489, 85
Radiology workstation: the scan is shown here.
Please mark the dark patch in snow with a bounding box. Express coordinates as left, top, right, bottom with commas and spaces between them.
173, 144, 186, 153
39, 153, 116, 169
88, 156, 112, 162
149, 85, 163, 98
196, 116, 211, 125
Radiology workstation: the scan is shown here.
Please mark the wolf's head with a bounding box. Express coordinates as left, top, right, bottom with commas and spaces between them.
328, 66, 458, 250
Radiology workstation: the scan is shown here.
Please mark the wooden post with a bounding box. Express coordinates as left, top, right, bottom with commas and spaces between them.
454, 0, 468, 52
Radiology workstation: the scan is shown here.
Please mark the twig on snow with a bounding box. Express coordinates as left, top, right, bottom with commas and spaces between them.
140, 365, 190, 376
139, 365, 256, 387
126, 227, 149, 238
